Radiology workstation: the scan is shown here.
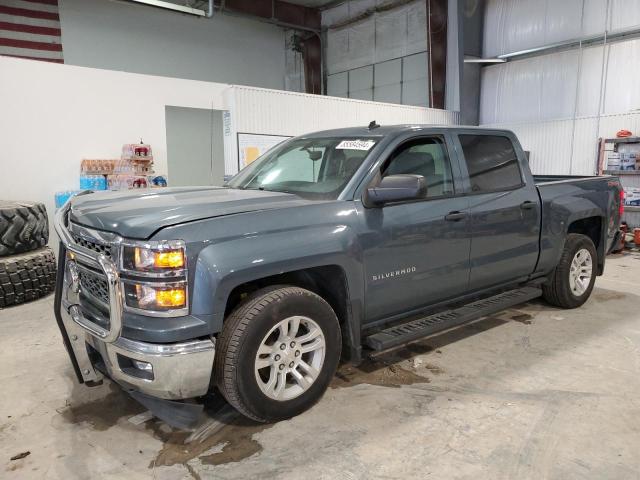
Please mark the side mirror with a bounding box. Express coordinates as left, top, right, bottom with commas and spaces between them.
365, 174, 427, 207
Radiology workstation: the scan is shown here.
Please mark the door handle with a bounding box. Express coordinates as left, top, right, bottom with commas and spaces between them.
520, 201, 536, 210
444, 211, 467, 221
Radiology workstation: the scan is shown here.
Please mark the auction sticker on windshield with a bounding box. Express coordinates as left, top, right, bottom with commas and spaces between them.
336, 140, 376, 151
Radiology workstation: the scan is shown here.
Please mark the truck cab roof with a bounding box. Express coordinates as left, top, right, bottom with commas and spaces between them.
301, 124, 512, 139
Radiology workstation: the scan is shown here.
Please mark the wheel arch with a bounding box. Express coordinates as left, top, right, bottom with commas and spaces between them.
567, 215, 605, 274
223, 265, 357, 361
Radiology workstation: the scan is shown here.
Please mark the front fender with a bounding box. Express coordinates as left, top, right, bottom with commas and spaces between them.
190, 224, 363, 325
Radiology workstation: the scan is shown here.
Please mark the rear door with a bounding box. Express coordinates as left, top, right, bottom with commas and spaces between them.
453, 132, 540, 290
359, 133, 471, 323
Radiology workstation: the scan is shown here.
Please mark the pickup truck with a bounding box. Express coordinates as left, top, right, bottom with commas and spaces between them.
54, 125, 624, 426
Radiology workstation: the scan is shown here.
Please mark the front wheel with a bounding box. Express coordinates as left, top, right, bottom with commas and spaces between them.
214, 286, 341, 422
542, 233, 597, 309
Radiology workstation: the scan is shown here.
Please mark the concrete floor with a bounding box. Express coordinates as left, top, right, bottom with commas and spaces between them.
2, 252, 640, 479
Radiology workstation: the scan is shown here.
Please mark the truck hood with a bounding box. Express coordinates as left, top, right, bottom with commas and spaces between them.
69, 187, 311, 239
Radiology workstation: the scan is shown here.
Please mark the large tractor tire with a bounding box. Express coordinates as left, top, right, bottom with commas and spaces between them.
0, 247, 56, 308
0, 201, 49, 257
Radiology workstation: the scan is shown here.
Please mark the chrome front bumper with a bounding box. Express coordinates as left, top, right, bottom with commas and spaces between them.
60, 306, 215, 398
54, 204, 215, 400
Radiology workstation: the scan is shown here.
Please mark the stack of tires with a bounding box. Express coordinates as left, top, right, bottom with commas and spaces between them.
0, 201, 56, 308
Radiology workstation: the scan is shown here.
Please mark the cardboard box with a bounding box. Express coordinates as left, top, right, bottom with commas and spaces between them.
620, 152, 637, 170
624, 188, 640, 206
606, 152, 621, 170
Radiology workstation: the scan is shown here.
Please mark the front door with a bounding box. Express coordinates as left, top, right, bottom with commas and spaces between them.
360, 135, 471, 323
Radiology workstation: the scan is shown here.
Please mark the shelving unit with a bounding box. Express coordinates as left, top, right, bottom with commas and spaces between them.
604, 170, 640, 175
599, 137, 640, 227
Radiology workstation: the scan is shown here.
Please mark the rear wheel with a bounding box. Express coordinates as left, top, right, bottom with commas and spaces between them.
215, 286, 341, 422
542, 234, 597, 309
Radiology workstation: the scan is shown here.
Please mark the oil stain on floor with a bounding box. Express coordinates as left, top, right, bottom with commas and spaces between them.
59, 383, 145, 431
332, 342, 435, 389
148, 347, 436, 474
148, 413, 273, 471
593, 290, 627, 302
510, 313, 533, 325
332, 360, 429, 389
60, 341, 441, 475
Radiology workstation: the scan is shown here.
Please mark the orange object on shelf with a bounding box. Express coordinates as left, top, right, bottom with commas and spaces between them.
634, 228, 640, 246
617, 224, 628, 251
617, 129, 633, 138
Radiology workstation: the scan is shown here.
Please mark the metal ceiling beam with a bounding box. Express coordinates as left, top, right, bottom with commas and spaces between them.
464, 57, 506, 63
496, 26, 640, 62
125, 0, 208, 16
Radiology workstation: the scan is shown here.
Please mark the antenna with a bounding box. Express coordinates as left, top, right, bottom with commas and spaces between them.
368, 120, 380, 130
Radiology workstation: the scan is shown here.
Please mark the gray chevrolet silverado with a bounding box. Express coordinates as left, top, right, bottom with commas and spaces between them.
54, 125, 624, 425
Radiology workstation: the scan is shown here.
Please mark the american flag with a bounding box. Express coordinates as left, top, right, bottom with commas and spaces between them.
0, 0, 63, 63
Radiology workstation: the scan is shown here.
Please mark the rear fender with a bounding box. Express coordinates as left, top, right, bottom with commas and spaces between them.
538, 195, 605, 275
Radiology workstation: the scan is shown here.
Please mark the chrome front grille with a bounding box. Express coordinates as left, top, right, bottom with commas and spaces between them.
71, 234, 113, 258
78, 268, 110, 306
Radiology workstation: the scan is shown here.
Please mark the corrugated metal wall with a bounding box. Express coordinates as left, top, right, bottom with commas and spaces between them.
486, 113, 640, 176
223, 85, 460, 174
480, 0, 640, 176
483, 0, 640, 58
322, 0, 430, 107
481, 40, 640, 125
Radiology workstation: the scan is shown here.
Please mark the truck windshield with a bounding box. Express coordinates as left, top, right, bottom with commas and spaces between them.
226, 137, 380, 200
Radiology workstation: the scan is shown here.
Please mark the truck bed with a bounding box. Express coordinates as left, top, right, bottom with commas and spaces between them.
532, 173, 621, 276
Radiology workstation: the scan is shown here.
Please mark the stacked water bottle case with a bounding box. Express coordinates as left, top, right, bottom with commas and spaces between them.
56, 141, 168, 208
79, 141, 167, 192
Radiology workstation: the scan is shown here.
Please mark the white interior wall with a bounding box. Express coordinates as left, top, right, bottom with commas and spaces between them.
58, 0, 288, 90
0, 57, 227, 242
223, 85, 460, 175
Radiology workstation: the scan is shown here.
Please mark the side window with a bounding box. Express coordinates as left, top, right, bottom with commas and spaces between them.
383, 137, 454, 198
458, 135, 522, 193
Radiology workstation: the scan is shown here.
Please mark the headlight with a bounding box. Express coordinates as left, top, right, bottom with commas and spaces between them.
120, 240, 188, 315
122, 241, 186, 274
124, 283, 187, 311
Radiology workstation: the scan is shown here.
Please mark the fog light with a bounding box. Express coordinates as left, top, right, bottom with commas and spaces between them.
124, 283, 187, 312
154, 288, 186, 308
135, 284, 186, 308
132, 360, 153, 373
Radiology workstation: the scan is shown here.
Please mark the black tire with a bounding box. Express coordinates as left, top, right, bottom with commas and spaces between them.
215, 286, 341, 422
542, 234, 597, 309
0, 200, 49, 257
0, 247, 56, 308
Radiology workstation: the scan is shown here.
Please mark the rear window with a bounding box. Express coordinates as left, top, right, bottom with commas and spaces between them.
458, 135, 522, 193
